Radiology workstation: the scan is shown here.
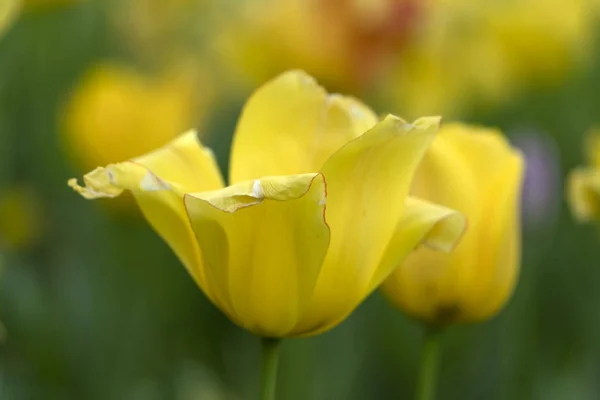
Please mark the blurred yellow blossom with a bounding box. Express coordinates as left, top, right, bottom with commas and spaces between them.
383, 124, 524, 325
61, 61, 211, 172
0, 186, 43, 251
109, 0, 215, 67
568, 128, 600, 222
218, 0, 597, 116
387, 0, 598, 117
217, 0, 421, 92
69, 70, 466, 338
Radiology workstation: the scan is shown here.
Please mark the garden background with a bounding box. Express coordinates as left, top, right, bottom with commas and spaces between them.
1, 0, 600, 399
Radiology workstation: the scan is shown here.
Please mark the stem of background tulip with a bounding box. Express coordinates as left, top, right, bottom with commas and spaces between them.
415, 326, 442, 400
260, 337, 281, 400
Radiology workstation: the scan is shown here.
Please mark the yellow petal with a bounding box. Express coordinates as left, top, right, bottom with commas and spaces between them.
568, 167, 600, 222
372, 197, 467, 293
229, 70, 377, 183
68, 131, 224, 298
184, 174, 330, 337
305, 197, 466, 336
434, 123, 515, 190
133, 129, 224, 191
396, 128, 482, 310
291, 115, 442, 334
466, 152, 523, 319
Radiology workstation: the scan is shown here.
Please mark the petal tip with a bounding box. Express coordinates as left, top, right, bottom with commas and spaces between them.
274, 69, 317, 89
414, 116, 442, 130
67, 167, 123, 199
423, 210, 468, 253
379, 115, 441, 135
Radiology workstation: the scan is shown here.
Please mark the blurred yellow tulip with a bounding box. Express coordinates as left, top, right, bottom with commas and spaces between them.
386, 0, 598, 117
216, 0, 597, 115
567, 128, 600, 222
69, 70, 466, 338
217, 0, 421, 92
61, 62, 207, 173
382, 124, 524, 325
110, 0, 212, 63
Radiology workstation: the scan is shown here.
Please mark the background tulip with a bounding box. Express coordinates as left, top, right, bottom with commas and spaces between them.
383, 123, 525, 325
61, 62, 208, 174
381, 124, 524, 400
568, 129, 600, 222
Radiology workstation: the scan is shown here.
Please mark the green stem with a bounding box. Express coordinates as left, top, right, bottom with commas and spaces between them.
260, 337, 281, 400
415, 327, 442, 400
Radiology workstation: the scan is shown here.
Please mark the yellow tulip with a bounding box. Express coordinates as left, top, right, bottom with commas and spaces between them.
387, 0, 598, 117
61, 62, 205, 173
68, 70, 466, 338
110, 0, 211, 64
567, 128, 600, 222
216, 0, 421, 92
382, 123, 525, 325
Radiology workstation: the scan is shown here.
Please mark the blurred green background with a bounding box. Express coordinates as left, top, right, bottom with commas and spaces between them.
1, 0, 600, 399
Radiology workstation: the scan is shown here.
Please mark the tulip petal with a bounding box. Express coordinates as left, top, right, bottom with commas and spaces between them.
68, 131, 224, 298
433, 124, 514, 190
290, 115, 441, 335
133, 129, 225, 191
184, 174, 330, 337
373, 197, 467, 291
229, 70, 377, 183
302, 197, 466, 336
468, 152, 523, 319
568, 167, 600, 222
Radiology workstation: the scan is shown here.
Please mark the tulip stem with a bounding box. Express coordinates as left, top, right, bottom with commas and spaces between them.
260, 337, 281, 400
415, 326, 442, 400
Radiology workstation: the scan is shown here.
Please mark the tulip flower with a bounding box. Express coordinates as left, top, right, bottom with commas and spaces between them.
217, 0, 422, 93
386, 0, 598, 117
381, 123, 524, 400
69, 70, 466, 399
216, 0, 597, 116
61, 62, 206, 174
567, 128, 600, 222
